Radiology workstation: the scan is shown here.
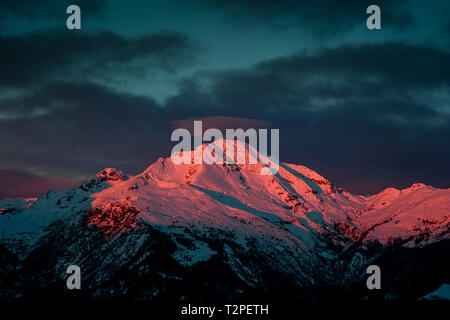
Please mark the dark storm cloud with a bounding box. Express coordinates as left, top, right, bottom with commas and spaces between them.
0, 29, 198, 88
0, 82, 171, 178
166, 42, 450, 125
193, 0, 414, 33
0, 0, 104, 19
182, 42, 450, 120
255, 42, 450, 88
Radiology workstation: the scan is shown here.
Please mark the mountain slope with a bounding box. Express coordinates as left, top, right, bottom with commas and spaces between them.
0, 142, 449, 300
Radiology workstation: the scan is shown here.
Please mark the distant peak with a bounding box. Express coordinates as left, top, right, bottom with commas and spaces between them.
380, 187, 400, 194
409, 183, 428, 189
96, 168, 129, 181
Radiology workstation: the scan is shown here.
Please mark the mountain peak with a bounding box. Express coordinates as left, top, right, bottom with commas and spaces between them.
410, 182, 427, 189
96, 168, 129, 182
1, 149, 449, 300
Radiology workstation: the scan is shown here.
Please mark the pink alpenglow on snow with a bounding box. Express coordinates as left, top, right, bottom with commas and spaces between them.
0, 140, 449, 300
2, 140, 448, 249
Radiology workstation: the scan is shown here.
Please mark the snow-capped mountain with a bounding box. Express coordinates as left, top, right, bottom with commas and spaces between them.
0, 141, 449, 300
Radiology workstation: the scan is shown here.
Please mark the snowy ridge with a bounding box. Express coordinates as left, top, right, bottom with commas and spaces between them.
0, 141, 449, 299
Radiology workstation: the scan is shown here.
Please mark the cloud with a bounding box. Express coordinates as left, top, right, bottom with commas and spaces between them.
0, 82, 172, 178
177, 42, 450, 124
256, 42, 450, 89
0, 29, 198, 89
171, 116, 272, 136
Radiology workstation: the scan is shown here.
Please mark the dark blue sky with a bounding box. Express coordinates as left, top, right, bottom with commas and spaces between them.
0, 0, 449, 198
